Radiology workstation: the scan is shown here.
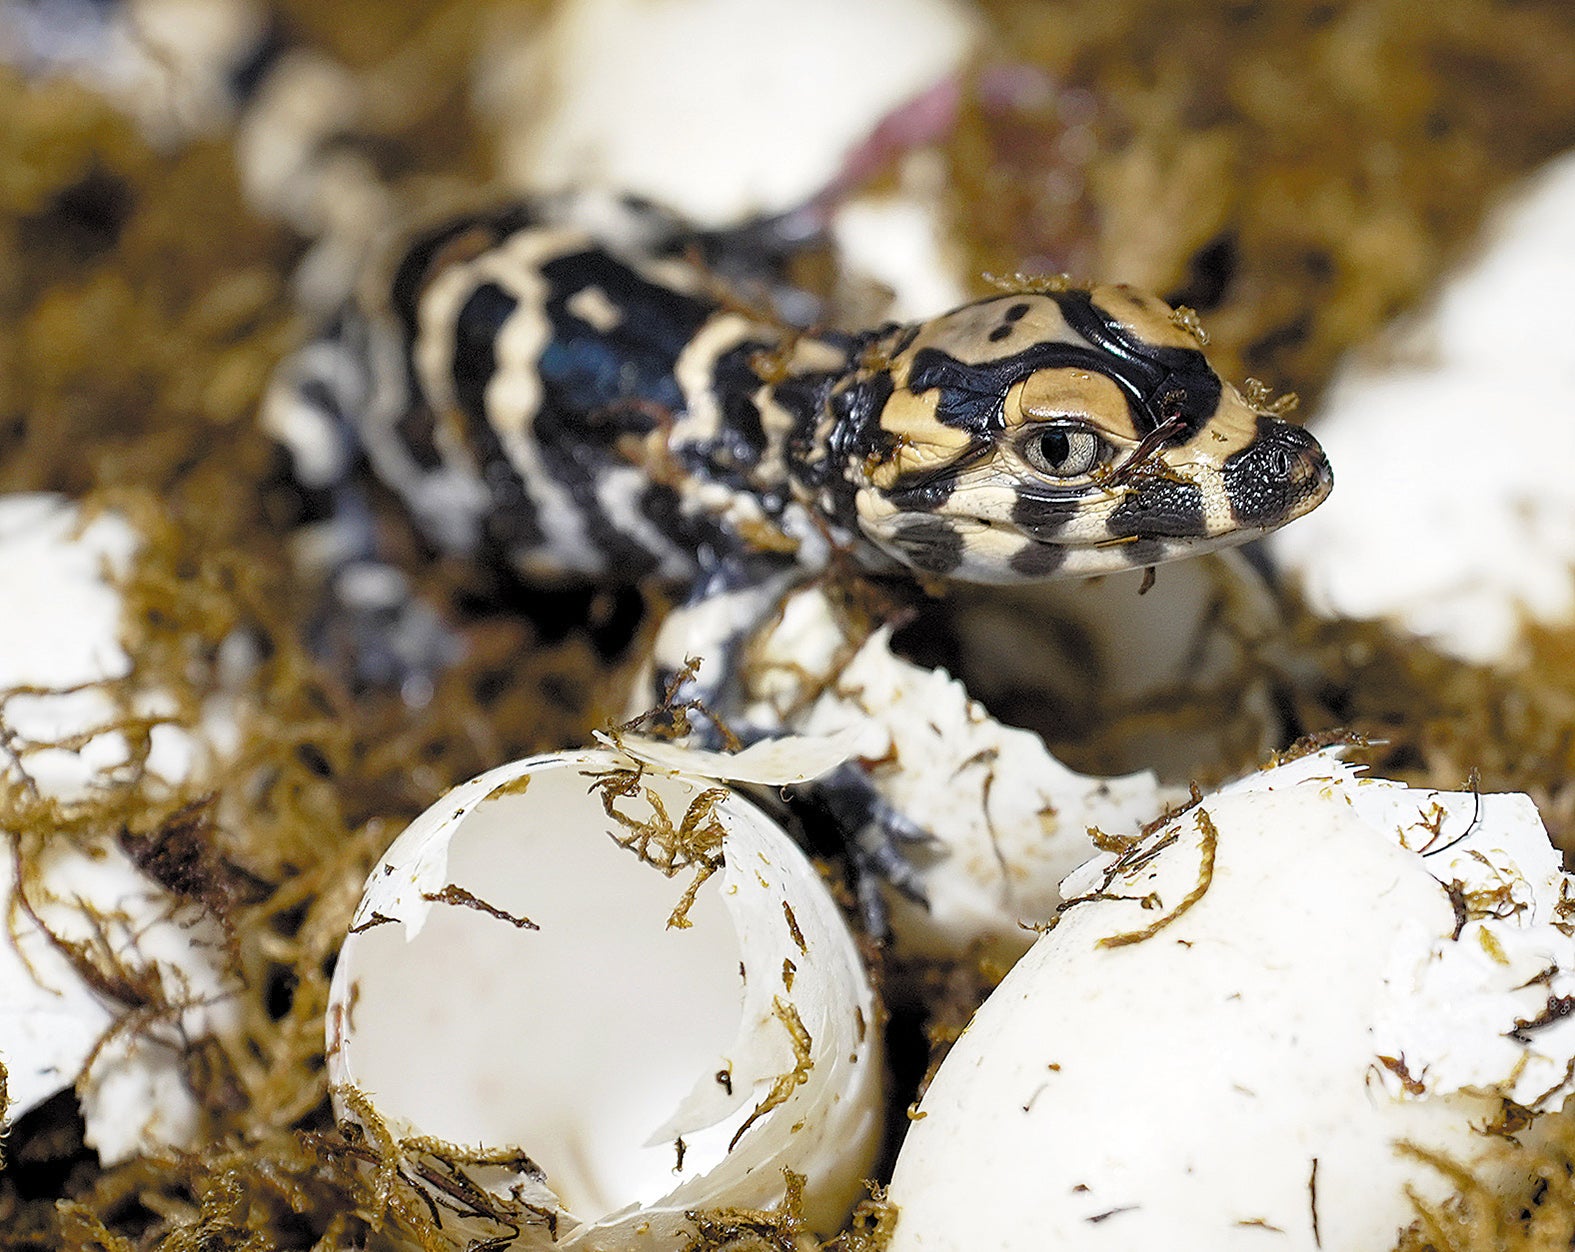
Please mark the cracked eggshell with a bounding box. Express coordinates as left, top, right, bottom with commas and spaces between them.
641, 583, 1174, 965
945, 550, 1286, 783
326, 749, 882, 1251
0, 494, 198, 795
479, 0, 977, 223
1, 839, 236, 1164
787, 627, 1168, 966
0, 494, 235, 1162
886, 750, 1575, 1252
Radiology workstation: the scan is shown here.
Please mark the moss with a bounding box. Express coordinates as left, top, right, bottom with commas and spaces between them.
948, 0, 1575, 407
682, 1172, 898, 1252
588, 761, 731, 928
2, 2, 1575, 1248
1393, 1105, 1575, 1251
726, 999, 815, 1154
1282, 604, 1575, 860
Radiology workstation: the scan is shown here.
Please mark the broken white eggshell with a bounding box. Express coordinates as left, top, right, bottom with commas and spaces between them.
830, 149, 970, 323
0, 494, 199, 795
636, 582, 1175, 965
327, 748, 882, 1250
0, 493, 235, 1163
945, 549, 1286, 783
886, 749, 1575, 1251
2, 836, 236, 1166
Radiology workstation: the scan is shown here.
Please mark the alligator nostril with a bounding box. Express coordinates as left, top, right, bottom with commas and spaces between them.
1221, 416, 1334, 527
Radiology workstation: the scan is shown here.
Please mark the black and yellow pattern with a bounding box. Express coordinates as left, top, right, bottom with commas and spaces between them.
839, 285, 1331, 579
271, 201, 1331, 598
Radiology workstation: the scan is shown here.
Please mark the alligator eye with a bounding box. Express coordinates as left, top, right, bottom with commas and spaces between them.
1023, 426, 1102, 478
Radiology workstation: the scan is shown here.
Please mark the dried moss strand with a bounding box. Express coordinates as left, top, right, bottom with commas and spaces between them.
1098, 807, 1219, 949
728, 998, 815, 1152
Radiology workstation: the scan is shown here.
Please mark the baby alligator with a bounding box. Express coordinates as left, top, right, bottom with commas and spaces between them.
266, 193, 1332, 917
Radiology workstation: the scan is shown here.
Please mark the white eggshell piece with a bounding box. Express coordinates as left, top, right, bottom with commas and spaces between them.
0, 0, 264, 143
0, 841, 237, 1164
0, 494, 234, 1161
657, 582, 1176, 964
327, 750, 882, 1250
597, 726, 874, 787
887, 750, 1575, 1251
119, 0, 266, 139
948, 551, 1285, 781
0, 494, 196, 795
796, 627, 1168, 962
1425, 149, 1575, 374
1270, 149, 1575, 665
481, 0, 977, 223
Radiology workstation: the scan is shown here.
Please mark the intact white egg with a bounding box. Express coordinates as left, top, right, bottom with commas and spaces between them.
326, 747, 882, 1250
1270, 149, 1575, 665
481, 0, 977, 224
886, 749, 1575, 1251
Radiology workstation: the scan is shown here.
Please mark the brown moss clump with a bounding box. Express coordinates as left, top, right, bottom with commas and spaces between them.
588, 760, 730, 928
948, 0, 1575, 406
1283, 606, 1575, 861
1393, 1102, 1575, 1252
682, 1172, 898, 1252
0, 70, 296, 518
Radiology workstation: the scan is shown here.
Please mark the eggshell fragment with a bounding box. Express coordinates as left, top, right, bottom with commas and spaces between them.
638, 583, 1175, 964
0, 0, 265, 143
886, 750, 1575, 1251
946, 550, 1286, 782
786, 626, 1168, 964
830, 153, 970, 322
0, 494, 234, 1162
598, 724, 871, 788
1, 838, 235, 1165
326, 749, 882, 1250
